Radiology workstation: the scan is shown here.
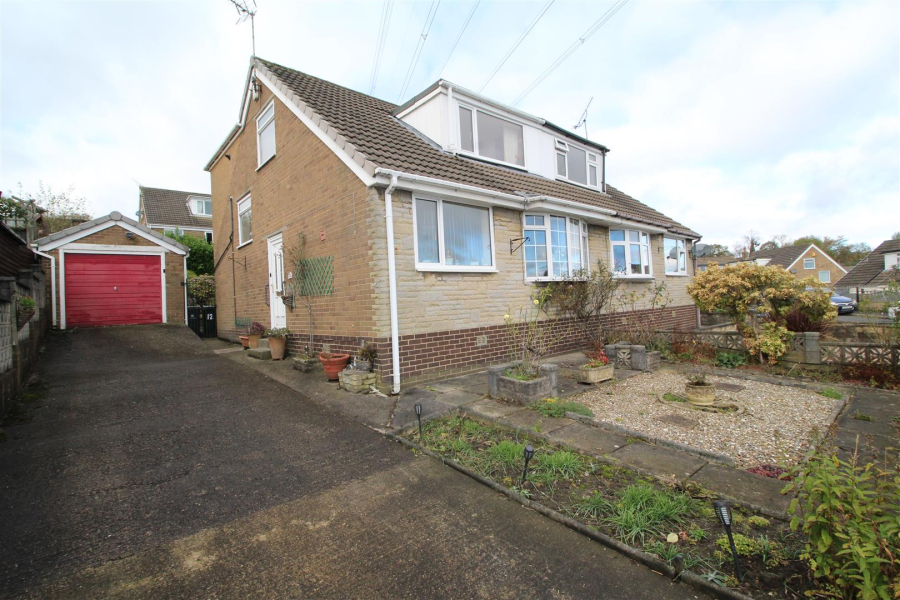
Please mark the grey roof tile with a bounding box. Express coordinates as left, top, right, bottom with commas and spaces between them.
140, 186, 212, 230
836, 239, 900, 287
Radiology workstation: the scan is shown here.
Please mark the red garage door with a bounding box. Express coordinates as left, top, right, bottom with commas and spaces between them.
65, 253, 163, 327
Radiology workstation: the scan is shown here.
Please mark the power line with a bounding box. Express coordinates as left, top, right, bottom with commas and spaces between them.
369, 0, 395, 94
397, 0, 442, 102
512, 0, 629, 107
478, 0, 554, 94
437, 0, 481, 78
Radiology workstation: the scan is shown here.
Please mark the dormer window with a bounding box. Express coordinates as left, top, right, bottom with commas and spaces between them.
556, 139, 600, 188
189, 196, 212, 216
458, 105, 524, 167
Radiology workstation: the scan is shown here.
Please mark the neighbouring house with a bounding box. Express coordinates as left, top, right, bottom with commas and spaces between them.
692, 244, 734, 273
0, 194, 46, 244
137, 186, 214, 244
205, 57, 701, 390
33, 211, 189, 329
834, 239, 900, 294
740, 244, 847, 286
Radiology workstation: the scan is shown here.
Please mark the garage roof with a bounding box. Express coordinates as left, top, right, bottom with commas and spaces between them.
34, 211, 189, 253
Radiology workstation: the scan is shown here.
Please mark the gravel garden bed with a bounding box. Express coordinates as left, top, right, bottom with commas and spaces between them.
578, 372, 842, 469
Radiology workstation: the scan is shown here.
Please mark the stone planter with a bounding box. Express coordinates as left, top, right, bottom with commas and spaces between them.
248, 334, 262, 349
268, 337, 287, 360
684, 382, 716, 406
339, 368, 377, 393
577, 363, 614, 384
351, 358, 372, 372
487, 361, 558, 405
292, 356, 320, 373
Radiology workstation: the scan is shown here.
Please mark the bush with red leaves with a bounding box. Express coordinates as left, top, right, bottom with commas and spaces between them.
747, 464, 793, 480
840, 364, 900, 390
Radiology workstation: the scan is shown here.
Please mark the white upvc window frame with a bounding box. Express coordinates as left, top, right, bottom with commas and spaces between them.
256, 99, 276, 169
664, 236, 688, 276
412, 195, 497, 273
456, 102, 526, 170
522, 213, 590, 282
555, 138, 601, 189
189, 196, 212, 216
237, 195, 253, 247
609, 229, 653, 279
818, 270, 831, 283
803, 257, 815, 269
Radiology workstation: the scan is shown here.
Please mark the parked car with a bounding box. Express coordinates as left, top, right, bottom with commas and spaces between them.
830, 294, 857, 314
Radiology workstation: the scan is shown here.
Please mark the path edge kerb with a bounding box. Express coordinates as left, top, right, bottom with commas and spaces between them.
385, 432, 756, 600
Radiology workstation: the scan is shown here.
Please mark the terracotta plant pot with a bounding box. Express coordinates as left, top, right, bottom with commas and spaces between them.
319, 353, 350, 381
685, 382, 716, 406
238, 335, 250, 349
269, 337, 287, 360
248, 334, 262, 349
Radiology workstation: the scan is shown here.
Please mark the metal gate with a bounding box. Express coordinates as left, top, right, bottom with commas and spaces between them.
187, 306, 217, 338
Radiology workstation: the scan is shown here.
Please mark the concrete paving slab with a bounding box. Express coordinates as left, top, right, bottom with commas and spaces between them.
836, 413, 898, 439
845, 396, 899, 421
692, 463, 792, 515
466, 398, 522, 418
436, 389, 483, 407
438, 373, 487, 394
609, 442, 707, 481
549, 423, 628, 455
498, 409, 573, 433
833, 427, 896, 454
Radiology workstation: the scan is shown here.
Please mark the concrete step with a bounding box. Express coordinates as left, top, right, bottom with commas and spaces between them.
257, 338, 270, 349
248, 347, 272, 360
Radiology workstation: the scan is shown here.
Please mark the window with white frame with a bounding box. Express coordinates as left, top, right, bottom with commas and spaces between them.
818, 270, 831, 283
256, 101, 276, 167
237, 196, 252, 245
414, 197, 493, 269
190, 196, 212, 216
664, 237, 687, 274
523, 214, 589, 279
803, 257, 815, 269
458, 105, 524, 166
610, 229, 652, 277
555, 139, 600, 188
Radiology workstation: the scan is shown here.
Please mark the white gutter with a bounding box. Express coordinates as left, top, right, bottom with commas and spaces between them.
32, 248, 57, 327
383, 173, 402, 395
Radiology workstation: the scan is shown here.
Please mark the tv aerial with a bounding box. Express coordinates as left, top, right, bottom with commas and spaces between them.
227, 0, 258, 55
573, 97, 593, 139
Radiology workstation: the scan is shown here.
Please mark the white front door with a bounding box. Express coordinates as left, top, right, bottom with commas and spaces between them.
267, 233, 287, 328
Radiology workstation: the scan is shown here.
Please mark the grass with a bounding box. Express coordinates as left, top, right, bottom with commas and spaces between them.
504, 368, 537, 381
817, 387, 842, 400
487, 440, 526, 466
662, 392, 686, 403
601, 484, 700, 545
852, 411, 873, 422
535, 450, 586, 481
529, 398, 593, 418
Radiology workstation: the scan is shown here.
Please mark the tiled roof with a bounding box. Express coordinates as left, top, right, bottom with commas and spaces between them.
140, 186, 212, 230
746, 245, 809, 268
835, 239, 900, 287
252, 58, 699, 237
34, 211, 189, 252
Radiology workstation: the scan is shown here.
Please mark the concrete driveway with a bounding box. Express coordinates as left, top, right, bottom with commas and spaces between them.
0, 326, 705, 599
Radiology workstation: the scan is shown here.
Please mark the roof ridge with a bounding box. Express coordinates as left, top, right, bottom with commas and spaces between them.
139, 185, 210, 197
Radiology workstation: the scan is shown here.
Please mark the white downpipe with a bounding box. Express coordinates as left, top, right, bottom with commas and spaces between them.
32, 249, 57, 327
183, 255, 188, 325
384, 174, 402, 395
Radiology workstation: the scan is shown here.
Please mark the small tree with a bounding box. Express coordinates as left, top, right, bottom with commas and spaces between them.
551, 260, 621, 356
503, 286, 561, 378
687, 262, 833, 363
186, 275, 215, 306
16, 181, 91, 234
615, 280, 671, 347
165, 230, 214, 275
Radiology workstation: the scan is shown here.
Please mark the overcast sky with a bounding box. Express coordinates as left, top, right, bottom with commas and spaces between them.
2, 0, 898, 249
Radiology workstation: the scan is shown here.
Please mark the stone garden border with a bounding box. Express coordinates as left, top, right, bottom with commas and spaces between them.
385, 429, 756, 600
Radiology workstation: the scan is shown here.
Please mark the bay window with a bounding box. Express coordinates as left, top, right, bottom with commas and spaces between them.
414, 197, 494, 270
458, 105, 525, 166
524, 214, 589, 280
556, 139, 600, 188
610, 229, 651, 277
664, 237, 687, 275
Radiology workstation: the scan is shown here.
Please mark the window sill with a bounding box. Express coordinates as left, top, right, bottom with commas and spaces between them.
256, 154, 276, 172
416, 264, 497, 274
665, 273, 690, 277
614, 276, 655, 282
525, 276, 590, 283
237, 239, 253, 249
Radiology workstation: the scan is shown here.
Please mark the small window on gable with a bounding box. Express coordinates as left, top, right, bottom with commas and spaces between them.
237, 196, 252, 246
803, 258, 815, 269
256, 101, 276, 167
190, 197, 212, 216
818, 270, 831, 283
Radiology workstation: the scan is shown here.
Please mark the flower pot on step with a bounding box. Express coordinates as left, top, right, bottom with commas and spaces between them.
247, 334, 261, 349
268, 337, 287, 360
578, 363, 614, 384
319, 353, 350, 381
238, 335, 250, 349
685, 382, 716, 406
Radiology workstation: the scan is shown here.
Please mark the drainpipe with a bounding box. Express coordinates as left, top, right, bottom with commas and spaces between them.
32, 249, 56, 327
384, 174, 402, 395
183, 255, 188, 325
230, 196, 237, 328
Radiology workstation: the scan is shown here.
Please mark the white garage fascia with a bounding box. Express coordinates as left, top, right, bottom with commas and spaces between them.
39, 221, 187, 255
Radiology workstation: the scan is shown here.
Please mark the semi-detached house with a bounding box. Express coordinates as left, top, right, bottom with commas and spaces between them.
205, 57, 701, 391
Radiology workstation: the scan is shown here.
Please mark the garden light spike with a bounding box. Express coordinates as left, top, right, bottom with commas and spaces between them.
521, 445, 535, 485
415, 403, 423, 439
714, 499, 744, 581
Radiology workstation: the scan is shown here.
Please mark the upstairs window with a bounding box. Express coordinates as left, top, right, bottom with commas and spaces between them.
556, 140, 600, 188
190, 196, 212, 216
664, 237, 687, 274
523, 214, 588, 280
818, 270, 831, 283
237, 195, 252, 246
256, 101, 276, 167
803, 257, 815, 269
415, 197, 494, 271
610, 230, 651, 277
458, 105, 524, 166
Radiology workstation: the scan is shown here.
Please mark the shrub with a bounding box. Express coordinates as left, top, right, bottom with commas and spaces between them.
247, 321, 266, 336
18, 296, 36, 310
840, 365, 900, 390
714, 351, 746, 368
265, 327, 290, 339
783, 443, 900, 600
165, 230, 214, 275
186, 275, 215, 306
